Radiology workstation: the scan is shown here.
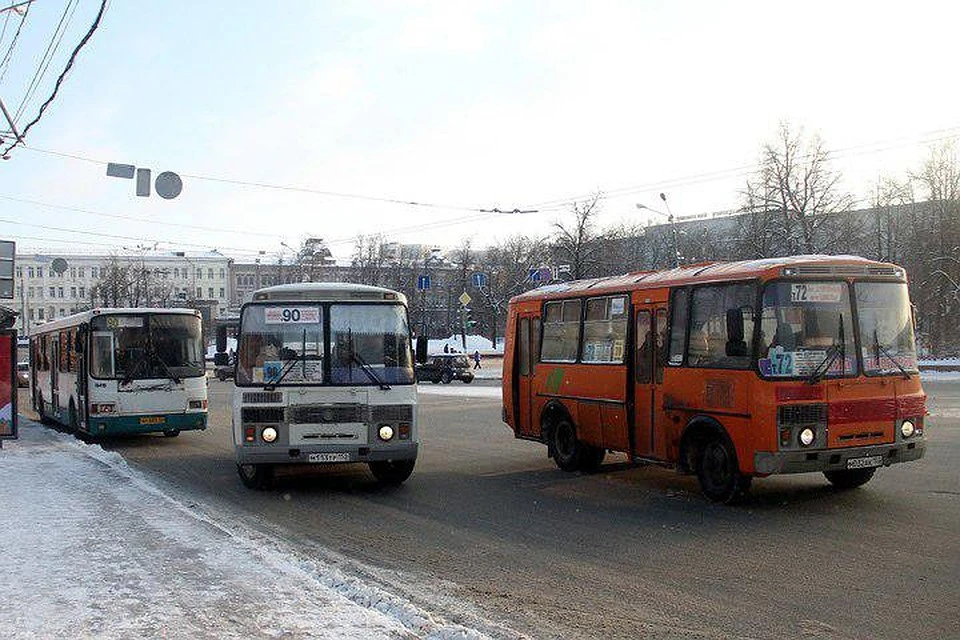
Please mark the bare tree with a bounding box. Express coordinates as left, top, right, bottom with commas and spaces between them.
474, 235, 545, 348
350, 234, 389, 286
552, 194, 604, 279
743, 123, 854, 255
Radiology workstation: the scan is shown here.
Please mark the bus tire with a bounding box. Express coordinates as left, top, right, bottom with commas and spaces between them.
441, 370, 453, 384
824, 468, 876, 489
163, 430, 181, 438
579, 446, 606, 473
550, 417, 593, 472
431, 377, 440, 384
369, 459, 415, 486
696, 434, 751, 504
217, 371, 226, 382
237, 463, 274, 490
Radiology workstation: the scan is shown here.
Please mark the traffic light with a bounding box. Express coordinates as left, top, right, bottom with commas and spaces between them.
465, 307, 478, 329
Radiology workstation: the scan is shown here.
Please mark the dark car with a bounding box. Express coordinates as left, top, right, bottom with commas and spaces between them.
417, 354, 474, 384
16, 362, 29, 388
215, 364, 235, 382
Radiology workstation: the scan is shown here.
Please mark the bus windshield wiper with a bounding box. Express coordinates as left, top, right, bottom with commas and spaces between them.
264, 329, 306, 390
146, 347, 182, 384
807, 313, 845, 385
874, 329, 911, 380
347, 329, 390, 390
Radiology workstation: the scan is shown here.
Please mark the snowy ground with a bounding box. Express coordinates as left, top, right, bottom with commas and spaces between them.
0, 423, 491, 640
417, 385, 502, 400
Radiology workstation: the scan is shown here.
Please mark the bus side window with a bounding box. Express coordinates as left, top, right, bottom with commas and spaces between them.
668, 288, 688, 366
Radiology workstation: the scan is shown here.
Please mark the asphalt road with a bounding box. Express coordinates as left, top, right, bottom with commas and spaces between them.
26, 379, 960, 640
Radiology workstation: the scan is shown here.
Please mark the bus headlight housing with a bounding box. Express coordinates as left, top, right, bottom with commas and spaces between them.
378, 425, 395, 441
261, 427, 278, 443
798, 428, 815, 447
900, 420, 915, 439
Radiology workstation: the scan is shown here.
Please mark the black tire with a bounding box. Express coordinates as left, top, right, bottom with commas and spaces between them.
163, 430, 181, 438
824, 467, 876, 489
441, 370, 453, 384
461, 375, 473, 384
237, 463, 274, 490
430, 377, 440, 384
550, 418, 599, 472
217, 371, 226, 382
696, 433, 751, 503
369, 459, 416, 486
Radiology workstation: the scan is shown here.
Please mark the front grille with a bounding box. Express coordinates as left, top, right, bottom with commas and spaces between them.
370, 404, 414, 423
242, 391, 282, 404
778, 403, 828, 426
288, 404, 363, 424
838, 431, 885, 442
242, 406, 284, 423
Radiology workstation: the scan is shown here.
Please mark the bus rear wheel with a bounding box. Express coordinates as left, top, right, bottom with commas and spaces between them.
550, 418, 603, 472
369, 459, 415, 486
237, 463, 274, 490
163, 430, 181, 438
696, 435, 751, 503
824, 468, 876, 489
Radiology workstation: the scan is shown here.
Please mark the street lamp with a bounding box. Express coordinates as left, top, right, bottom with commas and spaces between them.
637, 193, 681, 268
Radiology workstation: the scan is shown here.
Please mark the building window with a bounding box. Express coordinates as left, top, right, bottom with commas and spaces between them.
219, 268, 225, 279
78, 267, 85, 278
58, 287, 64, 298
208, 268, 214, 280
196, 268, 203, 280
28, 267, 34, 278
174, 268, 180, 278
49, 287, 55, 298
59, 308, 66, 317
38, 308, 44, 320
27, 287, 33, 298
16, 266, 21, 277
79, 287, 85, 298
208, 287, 214, 298
37, 267, 43, 278
70, 267, 76, 278
219, 287, 225, 298
196, 286, 202, 298
70, 287, 76, 298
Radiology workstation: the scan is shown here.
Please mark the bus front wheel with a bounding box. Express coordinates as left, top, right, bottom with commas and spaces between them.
369, 459, 415, 486
824, 468, 876, 489
696, 435, 751, 503
237, 463, 274, 490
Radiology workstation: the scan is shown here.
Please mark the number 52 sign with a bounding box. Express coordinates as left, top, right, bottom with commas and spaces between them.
265, 307, 320, 324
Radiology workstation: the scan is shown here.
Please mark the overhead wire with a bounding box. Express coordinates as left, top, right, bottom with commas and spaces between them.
0, 0, 28, 85
13, 0, 78, 123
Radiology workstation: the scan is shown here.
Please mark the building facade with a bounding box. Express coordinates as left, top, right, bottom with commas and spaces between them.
13, 251, 232, 336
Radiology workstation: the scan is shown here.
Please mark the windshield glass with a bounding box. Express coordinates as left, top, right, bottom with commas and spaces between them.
759, 281, 857, 378
90, 314, 204, 380
237, 305, 324, 385
855, 282, 918, 374
330, 304, 414, 385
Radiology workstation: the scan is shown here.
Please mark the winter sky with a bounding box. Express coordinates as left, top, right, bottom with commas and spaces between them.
0, 1, 958, 261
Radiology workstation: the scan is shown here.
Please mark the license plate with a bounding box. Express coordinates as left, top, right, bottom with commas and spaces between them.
846, 455, 883, 469
139, 416, 166, 425
308, 452, 350, 463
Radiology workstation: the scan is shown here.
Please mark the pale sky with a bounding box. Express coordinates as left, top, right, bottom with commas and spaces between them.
0, 0, 957, 262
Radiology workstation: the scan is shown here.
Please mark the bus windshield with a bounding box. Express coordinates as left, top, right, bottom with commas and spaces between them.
855, 282, 918, 374
237, 305, 324, 385
329, 303, 414, 385
759, 281, 857, 379
90, 314, 204, 381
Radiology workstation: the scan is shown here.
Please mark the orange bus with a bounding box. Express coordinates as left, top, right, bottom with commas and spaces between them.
502, 255, 926, 502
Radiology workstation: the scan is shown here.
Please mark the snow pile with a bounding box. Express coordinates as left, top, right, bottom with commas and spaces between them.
0, 424, 498, 640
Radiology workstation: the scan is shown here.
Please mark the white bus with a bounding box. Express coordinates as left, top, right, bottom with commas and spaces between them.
30, 308, 208, 438
233, 283, 418, 489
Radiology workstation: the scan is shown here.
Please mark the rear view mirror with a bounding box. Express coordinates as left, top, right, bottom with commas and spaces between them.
415, 336, 428, 364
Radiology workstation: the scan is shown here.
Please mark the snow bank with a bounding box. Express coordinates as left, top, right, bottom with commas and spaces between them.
0, 425, 500, 640
427, 335, 503, 356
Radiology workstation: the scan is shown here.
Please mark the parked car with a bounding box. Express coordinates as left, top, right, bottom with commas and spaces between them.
417, 354, 474, 384
215, 364, 235, 382
16, 362, 30, 388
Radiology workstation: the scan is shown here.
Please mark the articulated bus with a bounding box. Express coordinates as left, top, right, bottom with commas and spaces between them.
233, 282, 418, 489
503, 255, 926, 502
31, 308, 208, 438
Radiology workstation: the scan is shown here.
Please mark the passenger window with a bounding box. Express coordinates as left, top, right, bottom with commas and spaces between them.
541, 299, 581, 362
582, 296, 628, 363
668, 288, 688, 366
688, 283, 756, 369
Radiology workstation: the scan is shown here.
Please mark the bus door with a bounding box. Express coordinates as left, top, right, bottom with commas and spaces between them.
75, 329, 87, 429
513, 312, 540, 437
51, 337, 60, 415
633, 305, 668, 459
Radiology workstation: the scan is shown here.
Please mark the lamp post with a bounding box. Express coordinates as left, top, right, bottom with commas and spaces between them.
637, 192, 681, 268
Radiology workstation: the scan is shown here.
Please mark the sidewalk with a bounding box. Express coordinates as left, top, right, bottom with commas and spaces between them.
0, 420, 488, 640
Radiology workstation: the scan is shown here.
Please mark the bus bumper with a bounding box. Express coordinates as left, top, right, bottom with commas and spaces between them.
234, 442, 419, 466
754, 438, 925, 476
85, 413, 208, 436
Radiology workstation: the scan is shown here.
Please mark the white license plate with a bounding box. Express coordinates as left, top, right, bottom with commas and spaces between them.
846, 455, 883, 469
308, 452, 350, 463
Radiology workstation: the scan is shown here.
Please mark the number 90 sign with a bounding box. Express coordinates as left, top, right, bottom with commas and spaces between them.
265, 307, 320, 324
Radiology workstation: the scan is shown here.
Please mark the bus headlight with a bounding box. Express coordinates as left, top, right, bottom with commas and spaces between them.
378, 425, 395, 441
798, 428, 815, 447
261, 427, 278, 443
900, 420, 915, 439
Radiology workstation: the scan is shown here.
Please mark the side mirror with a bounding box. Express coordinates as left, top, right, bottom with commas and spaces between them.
415, 336, 428, 364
